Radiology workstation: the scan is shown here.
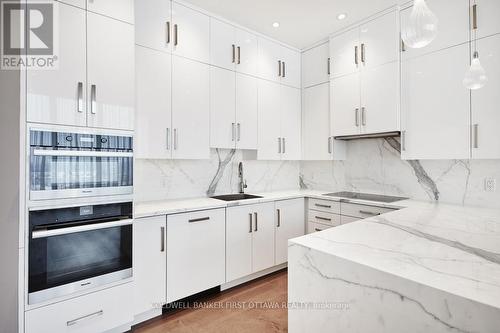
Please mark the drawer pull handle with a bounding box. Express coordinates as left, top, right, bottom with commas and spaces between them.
160, 226, 165, 252
254, 212, 258, 232
315, 216, 332, 222
249, 213, 253, 233
277, 209, 281, 227
359, 210, 380, 216
315, 204, 331, 208
188, 217, 210, 223
314, 228, 323, 232
67, 310, 103, 326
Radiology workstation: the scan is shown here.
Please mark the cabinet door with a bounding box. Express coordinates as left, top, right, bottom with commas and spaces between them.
401, 0, 469, 60
235, 28, 258, 77
475, 0, 500, 39
329, 28, 359, 78
252, 202, 276, 273
172, 56, 210, 159
258, 37, 282, 82
210, 66, 236, 149
471, 34, 500, 159
171, 2, 210, 63
226, 205, 254, 282
258, 79, 282, 160
27, 3, 86, 127
280, 85, 302, 160
210, 18, 236, 70
87, 0, 134, 24
330, 72, 361, 137
135, 0, 171, 52
281, 47, 301, 88
302, 83, 331, 160
275, 199, 305, 265
302, 42, 330, 88
166, 209, 226, 303
360, 62, 399, 134
135, 46, 172, 159
133, 216, 166, 315
359, 11, 398, 68
401, 44, 470, 160
235, 73, 258, 150
87, 13, 135, 130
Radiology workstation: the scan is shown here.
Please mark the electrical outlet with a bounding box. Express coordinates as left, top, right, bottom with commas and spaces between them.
485, 178, 497, 192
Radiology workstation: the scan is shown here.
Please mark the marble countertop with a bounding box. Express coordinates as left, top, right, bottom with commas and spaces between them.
290, 200, 500, 311
133, 189, 408, 218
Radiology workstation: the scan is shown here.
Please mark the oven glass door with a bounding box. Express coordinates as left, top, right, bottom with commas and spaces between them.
28, 224, 132, 304
30, 152, 133, 200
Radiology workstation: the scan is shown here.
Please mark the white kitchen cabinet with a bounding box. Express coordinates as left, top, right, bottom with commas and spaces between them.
135, 0, 172, 52
275, 199, 305, 265
401, 0, 469, 60
280, 85, 302, 160
258, 37, 300, 88
302, 83, 346, 160
87, 12, 135, 130
135, 46, 172, 159
172, 55, 210, 159
360, 62, 399, 134
87, 0, 134, 23
235, 29, 258, 76
302, 42, 330, 88
258, 79, 282, 160
471, 34, 500, 159
341, 215, 360, 224
167, 209, 225, 303
210, 67, 258, 150
281, 46, 301, 88
226, 203, 276, 282
25, 283, 133, 333
133, 216, 166, 316
359, 10, 398, 68
401, 43, 470, 160
473, 0, 500, 39
307, 222, 333, 234
171, 2, 210, 64
329, 28, 359, 78
27, 3, 87, 127
331, 73, 361, 137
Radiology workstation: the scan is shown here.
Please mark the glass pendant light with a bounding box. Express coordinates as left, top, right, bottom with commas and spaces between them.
402, 0, 439, 49
463, 1, 487, 90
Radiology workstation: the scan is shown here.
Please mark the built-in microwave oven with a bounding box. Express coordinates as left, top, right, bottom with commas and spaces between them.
29, 129, 133, 201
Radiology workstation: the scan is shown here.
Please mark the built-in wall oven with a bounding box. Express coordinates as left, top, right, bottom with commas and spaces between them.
29, 129, 133, 201
28, 202, 133, 304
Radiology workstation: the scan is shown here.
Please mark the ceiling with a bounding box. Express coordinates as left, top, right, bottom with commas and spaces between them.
182, 0, 403, 49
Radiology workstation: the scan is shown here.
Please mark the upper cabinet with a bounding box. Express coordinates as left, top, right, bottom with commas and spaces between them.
210, 18, 258, 76
258, 38, 301, 88
135, 0, 172, 52
302, 42, 330, 88
27, 2, 134, 130
87, 0, 134, 23
330, 10, 399, 138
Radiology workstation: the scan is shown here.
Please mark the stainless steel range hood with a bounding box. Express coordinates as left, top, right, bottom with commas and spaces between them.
334, 131, 401, 141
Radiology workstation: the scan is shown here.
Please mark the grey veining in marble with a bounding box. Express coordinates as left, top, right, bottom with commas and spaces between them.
206, 148, 236, 196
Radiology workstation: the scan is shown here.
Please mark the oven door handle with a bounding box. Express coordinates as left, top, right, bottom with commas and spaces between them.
32, 219, 133, 239
32, 149, 133, 158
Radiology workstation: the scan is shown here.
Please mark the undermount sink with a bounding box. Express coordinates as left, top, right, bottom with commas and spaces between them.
211, 193, 263, 201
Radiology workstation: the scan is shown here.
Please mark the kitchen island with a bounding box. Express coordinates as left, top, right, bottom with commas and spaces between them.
288, 200, 500, 333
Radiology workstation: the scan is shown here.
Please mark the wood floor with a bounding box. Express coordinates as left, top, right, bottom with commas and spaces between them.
133, 270, 288, 333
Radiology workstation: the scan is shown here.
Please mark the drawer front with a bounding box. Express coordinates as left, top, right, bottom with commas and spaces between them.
341, 203, 395, 219
26, 283, 133, 333
307, 210, 341, 226
308, 198, 340, 214
307, 222, 334, 234
167, 208, 226, 303
341, 215, 360, 224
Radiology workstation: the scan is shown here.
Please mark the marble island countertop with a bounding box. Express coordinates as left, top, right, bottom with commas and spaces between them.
289, 200, 500, 333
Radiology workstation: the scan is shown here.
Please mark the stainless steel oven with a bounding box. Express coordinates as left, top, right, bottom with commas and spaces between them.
29, 129, 133, 201
28, 202, 133, 304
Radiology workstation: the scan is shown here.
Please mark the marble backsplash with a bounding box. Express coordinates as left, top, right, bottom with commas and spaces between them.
135, 139, 500, 209
300, 138, 500, 209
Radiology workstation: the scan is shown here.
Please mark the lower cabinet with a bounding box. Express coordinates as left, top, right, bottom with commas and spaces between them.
166, 209, 226, 303
226, 202, 276, 282
133, 216, 166, 317
275, 199, 305, 265
25, 283, 133, 333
